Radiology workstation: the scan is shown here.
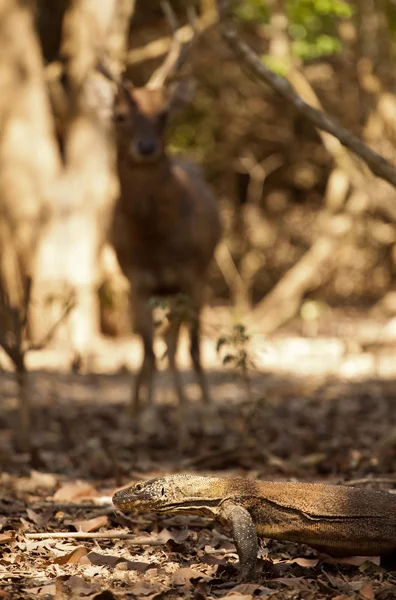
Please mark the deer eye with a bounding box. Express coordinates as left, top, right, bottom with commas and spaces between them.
157, 111, 168, 127
114, 110, 129, 124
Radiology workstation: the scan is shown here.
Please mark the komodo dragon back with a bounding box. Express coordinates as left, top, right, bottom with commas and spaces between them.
255, 481, 396, 518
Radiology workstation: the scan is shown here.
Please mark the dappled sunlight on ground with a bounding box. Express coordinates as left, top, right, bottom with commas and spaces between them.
2, 310, 396, 597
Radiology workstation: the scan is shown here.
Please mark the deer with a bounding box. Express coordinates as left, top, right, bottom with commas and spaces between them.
100, 4, 221, 438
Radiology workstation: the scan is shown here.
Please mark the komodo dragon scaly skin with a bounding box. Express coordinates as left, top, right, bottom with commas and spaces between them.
112, 474, 396, 580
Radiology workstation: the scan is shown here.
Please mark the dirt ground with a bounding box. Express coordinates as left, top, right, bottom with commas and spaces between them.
2, 309, 396, 599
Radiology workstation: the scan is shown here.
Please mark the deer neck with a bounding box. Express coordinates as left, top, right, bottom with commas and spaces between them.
118, 153, 171, 181
117, 154, 176, 221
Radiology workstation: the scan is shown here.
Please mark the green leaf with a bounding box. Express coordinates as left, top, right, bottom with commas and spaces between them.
261, 55, 290, 77
235, 0, 270, 24
216, 337, 227, 352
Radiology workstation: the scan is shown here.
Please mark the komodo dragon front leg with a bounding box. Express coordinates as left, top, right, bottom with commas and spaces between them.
220, 500, 259, 580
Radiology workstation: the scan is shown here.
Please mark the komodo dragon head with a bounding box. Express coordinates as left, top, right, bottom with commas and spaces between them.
112, 474, 255, 515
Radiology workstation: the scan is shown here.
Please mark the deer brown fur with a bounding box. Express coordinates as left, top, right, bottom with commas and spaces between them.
105, 12, 221, 426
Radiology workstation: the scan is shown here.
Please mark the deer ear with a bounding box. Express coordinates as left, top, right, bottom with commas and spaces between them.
168, 78, 196, 113
114, 80, 136, 121
113, 97, 129, 123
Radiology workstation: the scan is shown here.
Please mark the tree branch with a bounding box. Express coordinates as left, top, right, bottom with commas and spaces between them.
25, 531, 165, 543
127, 9, 217, 67
217, 2, 396, 189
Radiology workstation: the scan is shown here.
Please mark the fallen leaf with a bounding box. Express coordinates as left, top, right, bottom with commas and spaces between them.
19, 517, 32, 532
73, 515, 109, 532
158, 528, 189, 544
87, 551, 150, 572
126, 583, 162, 597
210, 529, 231, 547
23, 583, 57, 596
116, 560, 151, 573
320, 572, 350, 592
323, 555, 381, 567
194, 580, 208, 600
53, 481, 98, 502
14, 472, 57, 494
0, 532, 14, 544
92, 592, 117, 600
26, 508, 52, 528
226, 583, 270, 596
270, 577, 308, 588
201, 554, 226, 566
63, 575, 100, 595
21, 539, 55, 552
172, 567, 209, 586
289, 557, 319, 568
86, 551, 120, 569
359, 560, 383, 574
46, 545, 88, 565
81, 565, 106, 578
359, 582, 375, 600
30, 470, 57, 489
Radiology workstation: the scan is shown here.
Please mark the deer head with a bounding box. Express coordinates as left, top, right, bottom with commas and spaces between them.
99, 1, 197, 165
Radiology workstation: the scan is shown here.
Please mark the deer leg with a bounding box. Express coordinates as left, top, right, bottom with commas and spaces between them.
165, 314, 192, 449
188, 302, 221, 437
131, 296, 156, 420
189, 307, 211, 404
164, 316, 185, 405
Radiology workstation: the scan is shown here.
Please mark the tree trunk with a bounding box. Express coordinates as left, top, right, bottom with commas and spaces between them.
28, 0, 136, 355
0, 0, 60, 291
0, 0, 136, 360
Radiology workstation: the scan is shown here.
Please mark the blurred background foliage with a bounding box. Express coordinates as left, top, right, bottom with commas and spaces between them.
236, 0, 353, 61
158, 0, 396, 322
3, 0, 396, 356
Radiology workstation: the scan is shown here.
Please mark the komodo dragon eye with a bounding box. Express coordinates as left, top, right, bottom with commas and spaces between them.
135, 483, 144, 492
161, 487, 165, 496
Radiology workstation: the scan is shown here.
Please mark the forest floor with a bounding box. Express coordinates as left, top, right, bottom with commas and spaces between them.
2, 308, 396, 599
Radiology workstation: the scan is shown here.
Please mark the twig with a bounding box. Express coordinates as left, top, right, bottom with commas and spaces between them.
181, 445, 242, 467
26, 295, 75, 352
24, 532, 165, 544
245, 216, 351, 332
218, 2, 396, 190
33, 501, 112, 509
215, 242, 249, 313
32, 502, 114, 514
344, 477, 396, 487
127, 11, 216, 66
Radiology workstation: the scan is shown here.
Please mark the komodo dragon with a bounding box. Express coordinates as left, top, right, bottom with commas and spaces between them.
112, 474, 396, 580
